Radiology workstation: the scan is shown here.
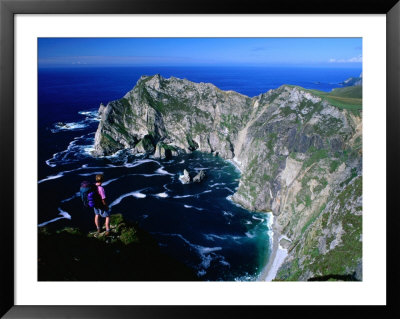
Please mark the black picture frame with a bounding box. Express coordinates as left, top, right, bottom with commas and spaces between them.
1, 0, 399, 318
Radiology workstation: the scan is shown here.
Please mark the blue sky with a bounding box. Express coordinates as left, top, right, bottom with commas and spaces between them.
38, 38, 362, 68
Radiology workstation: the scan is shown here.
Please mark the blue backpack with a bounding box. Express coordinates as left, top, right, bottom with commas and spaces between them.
80, 181, 101, 208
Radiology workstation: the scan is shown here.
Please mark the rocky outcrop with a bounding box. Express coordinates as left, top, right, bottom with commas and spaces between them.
340, 72, 362, 87
193, 170, 206, 183
93, 74, 251, 158
92, 74, 363, 281
179, 169, 191, 184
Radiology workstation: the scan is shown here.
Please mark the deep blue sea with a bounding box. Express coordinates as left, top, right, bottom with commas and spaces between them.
38, 66, 361, 281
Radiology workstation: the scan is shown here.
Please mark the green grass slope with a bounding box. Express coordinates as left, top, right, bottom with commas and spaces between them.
287, 85, 362, 113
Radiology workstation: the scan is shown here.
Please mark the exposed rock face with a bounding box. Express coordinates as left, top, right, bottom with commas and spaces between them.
93, 74, 252, 158
193, 170, 206, 183
93, 74, 363, 281
179, 169, 191, 184
340, 73, 362, 87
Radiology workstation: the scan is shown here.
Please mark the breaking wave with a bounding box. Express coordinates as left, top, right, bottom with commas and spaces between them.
184, 204, 204, 211
155, 192, 169, 198
109, 189, 148, 208
51, 109, 100, 133
45, 133, 95, 167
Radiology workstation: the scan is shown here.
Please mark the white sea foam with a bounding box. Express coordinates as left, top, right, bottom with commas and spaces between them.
79, 171, 104, 176
61, 192, 80, 203
197, 270, 207, 277
198, 246, 223, 269
210, 183, 226, 188
103, 149, 125, 159
226, 195, 242, 208
83, 145, 95, 155
38, 173, 64, 184
45, 159, 57, 167
234, 273, 258, 281
204, 234, 228, 241
39, 164, 108, 184
266, 212, 274, 245
229, 158, 242, 173
252, 215, 264, 223
131, 191, 147, 198
174, 190, 212, 199
155, 232, 223, 275
101, 177, 120, 186
124, 159, 159, 168
51, 122, 87, 133
245, 231, 256, 238
155, 192, 168, 198
38, 208, 72, 227
45, 133, 95, 166
109, 189, 147, 208
155, 167, 174, 175
51, 110, 100, 133
206, 234, 242, 244
267, 212, 274, 228
219, 259, 230, 267
174, 195, 192, 199
224, 187, 234, 193
184, 205, 203, 211
163, 183, 173, 192
223, 211, 234, 217
78, 110, 100, 121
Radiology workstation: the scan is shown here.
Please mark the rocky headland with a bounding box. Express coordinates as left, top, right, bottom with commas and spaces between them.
92, 74, 363, 281
340, 72, 362, 87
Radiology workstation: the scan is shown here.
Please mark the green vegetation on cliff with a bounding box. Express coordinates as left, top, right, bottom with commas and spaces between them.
92, 75, 362, 281
275, 176, 362, 281
287, 85, 362, 112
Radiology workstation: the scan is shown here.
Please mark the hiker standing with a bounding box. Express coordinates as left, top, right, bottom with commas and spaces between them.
94, 174, 111, 235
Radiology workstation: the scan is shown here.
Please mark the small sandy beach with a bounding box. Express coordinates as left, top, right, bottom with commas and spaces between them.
258, 222, 288, 281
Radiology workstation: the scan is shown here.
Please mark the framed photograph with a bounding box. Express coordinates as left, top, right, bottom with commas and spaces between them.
1, 0, 398, 317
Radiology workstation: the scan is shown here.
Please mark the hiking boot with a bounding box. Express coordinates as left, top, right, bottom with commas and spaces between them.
105, 230, 111, 236
96, 228, 101, 234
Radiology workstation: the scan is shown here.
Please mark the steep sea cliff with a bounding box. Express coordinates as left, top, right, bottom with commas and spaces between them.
93, 74, 362, 280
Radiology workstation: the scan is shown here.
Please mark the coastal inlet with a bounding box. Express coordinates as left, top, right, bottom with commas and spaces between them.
39, 125, 272, 281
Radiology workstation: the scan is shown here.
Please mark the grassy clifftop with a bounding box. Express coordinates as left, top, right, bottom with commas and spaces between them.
287, 85, 362, 113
